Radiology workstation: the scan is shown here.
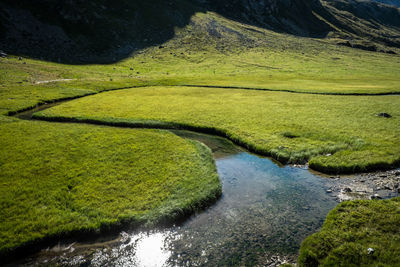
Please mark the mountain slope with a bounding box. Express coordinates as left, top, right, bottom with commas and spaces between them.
0, 0, 399, 63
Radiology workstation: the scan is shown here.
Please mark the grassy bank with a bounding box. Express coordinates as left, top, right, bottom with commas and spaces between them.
0, 119, 220, 257
34, 86, 400, 174
298, 197, 400, 266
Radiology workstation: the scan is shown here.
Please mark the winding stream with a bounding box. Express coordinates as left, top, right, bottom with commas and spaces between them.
13, 130, 340, 266
10, 100, 399, 266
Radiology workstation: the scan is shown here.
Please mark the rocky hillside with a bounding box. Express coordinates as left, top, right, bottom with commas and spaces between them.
0, 0, 399, 63
192, 0, 400, 46
372, 0, 400, 7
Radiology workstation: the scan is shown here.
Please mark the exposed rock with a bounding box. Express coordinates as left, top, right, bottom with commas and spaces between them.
377, 112, 392, 118
371, 194, 382, 199
384, 184, 393, 190
343, 187, 352, 193
368, 247, 375, 255
352, 43, 377, 52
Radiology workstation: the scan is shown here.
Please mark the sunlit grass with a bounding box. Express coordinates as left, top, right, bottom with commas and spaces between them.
34, 86, 400, 174
298, 197, 400, 266
1, 9, 400, 260
0, 119, 220, 255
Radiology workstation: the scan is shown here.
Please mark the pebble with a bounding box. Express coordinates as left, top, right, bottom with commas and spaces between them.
371, 194, 382, 199
368, 248, 375, 255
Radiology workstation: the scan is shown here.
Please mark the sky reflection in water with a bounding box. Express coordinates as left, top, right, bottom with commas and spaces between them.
87, 152, 337, 266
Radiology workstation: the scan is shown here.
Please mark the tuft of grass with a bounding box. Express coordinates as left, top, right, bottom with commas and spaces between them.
298, 197, 400, 267
282, 131, 300, 139
34, 86, 400, 174
0, 119, 220, 256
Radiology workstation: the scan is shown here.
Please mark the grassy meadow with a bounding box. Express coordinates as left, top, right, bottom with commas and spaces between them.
0, 119, 220, 255
298, 197, 400, 267
1, 12, 400, 117
34, 86, 400, 174
0, 9, 400, 265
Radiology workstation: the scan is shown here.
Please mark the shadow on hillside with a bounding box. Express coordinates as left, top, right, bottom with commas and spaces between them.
0, 0, 203, 64
0, 0, 399, 64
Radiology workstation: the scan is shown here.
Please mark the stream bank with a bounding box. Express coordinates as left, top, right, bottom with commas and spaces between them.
7, 99, 400, 266
7, 129, 399, 266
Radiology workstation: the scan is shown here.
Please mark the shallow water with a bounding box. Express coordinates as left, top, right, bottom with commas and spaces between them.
17, 131, 339, 266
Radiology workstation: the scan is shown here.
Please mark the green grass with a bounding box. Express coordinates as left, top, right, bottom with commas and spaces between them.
298, 197, 400, 267
34, 86, 400, 174
1, 12, 400, 118
1, 7, 400, 262
0, 119, 220, 255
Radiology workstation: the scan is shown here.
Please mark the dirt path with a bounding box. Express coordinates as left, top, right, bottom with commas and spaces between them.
34, 79, 75, 84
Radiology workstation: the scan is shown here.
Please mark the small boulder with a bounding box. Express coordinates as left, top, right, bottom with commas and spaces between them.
377, 113, 392, 118
371, 194, 382, 199
343, 187, 352, 193
367, 248, 375, 255
384, 184, 392, 190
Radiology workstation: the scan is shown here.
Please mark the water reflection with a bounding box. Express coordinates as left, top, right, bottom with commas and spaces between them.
19, 133, 339, 266
31, 152, 337, 266
89, 231, 172, 267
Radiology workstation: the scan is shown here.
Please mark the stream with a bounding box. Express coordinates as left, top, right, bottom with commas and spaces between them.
10, 102, 400, 267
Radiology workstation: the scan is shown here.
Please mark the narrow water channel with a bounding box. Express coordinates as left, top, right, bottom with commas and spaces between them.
15, 130, 339, 266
